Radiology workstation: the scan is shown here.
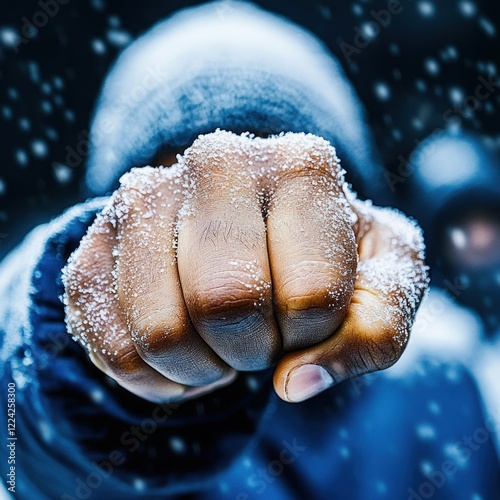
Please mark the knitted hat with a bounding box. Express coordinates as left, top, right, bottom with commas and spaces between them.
86, 1, 385, 199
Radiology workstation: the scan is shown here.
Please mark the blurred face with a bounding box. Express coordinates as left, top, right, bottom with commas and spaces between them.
442, 206, 500, 269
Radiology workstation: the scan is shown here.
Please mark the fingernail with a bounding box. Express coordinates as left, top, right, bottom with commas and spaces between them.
285, 364, 333, 402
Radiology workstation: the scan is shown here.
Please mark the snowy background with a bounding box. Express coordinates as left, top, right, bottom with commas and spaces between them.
1, 1, 500, 497
0, 0, 499, 261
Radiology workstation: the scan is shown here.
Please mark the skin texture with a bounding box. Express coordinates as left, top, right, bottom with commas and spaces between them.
63, 131, 428, 404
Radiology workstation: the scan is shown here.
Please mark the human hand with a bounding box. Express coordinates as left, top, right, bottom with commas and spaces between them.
63, 131, 428, 403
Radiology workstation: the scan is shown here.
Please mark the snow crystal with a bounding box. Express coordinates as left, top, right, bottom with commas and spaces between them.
0, 27, 18, 47
459, 0, 477, 17
107, 29, 131, 47
415, 136, 481, 188
228, 259, 271, 308
317, 4, 332, 20
46, 127, 58, 141
420, 461, 434, 476
170, 436, 186, 453
64, 109, 75, 122
416, 423, 436, 439
424, 58, 440, 76
428, 401, 441, 415
447, 46, 458, 59
39, 420, 54, 443
443, 442, 468, 467
53, 163, 73, 184
108, 15, 121, 28
2, 106, 12, 120
374, 82, 391, 101
31, 139, 48, 158
91, 38, 107, 55
351, 4, 363, 16
28, 62, 40, 84
448, 227, 467, 249
91, 0, 105, 11
132, 478, 146, 491
41, 100, 53, 114
41, 82, 51, 95
246, 376, 259, 392
449, 87, 465, 104
15, 149, 28, 166
361, 22, 378, 40
415, 79, 427, 92
479, 17, 496, 37
90, 388, 104, 403
19, 118, 30, 132
53, 76, 64, 90
389, 43, 400, 56
7, 88, 18, 101
417, 1, 435, 17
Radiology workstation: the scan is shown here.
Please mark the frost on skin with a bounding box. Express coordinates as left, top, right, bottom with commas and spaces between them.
62, 215, 125, 359
347, 193, 429, 349
177, 131, 358, 351
228, 259, 271, 308
63, 130, 429, 404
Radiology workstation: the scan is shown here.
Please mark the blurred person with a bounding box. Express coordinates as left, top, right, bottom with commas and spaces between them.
1, 2, 499, 499
402, 130, 500, 458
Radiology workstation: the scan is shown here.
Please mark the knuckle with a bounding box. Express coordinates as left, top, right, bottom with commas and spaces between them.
283, 290, 332, 314
281, 271, 347, 314
191, 277, 268, 324
275, 134, 339, 175
131, 312, 188, 358
118, 166, 162, 195
359, 323, 406, 371
114, 184, 145, 216
113, 172, 164, 220
186, 131, 240, 169
108, 348, 144, 380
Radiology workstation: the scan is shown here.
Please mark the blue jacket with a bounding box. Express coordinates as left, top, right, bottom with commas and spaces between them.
1, 202, 499, 499
1, 2, 499, 498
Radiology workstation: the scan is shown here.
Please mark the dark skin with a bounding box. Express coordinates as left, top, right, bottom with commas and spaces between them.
63, 131, 428, 404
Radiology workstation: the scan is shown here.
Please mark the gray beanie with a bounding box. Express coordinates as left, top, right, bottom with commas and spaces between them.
86, 0, 385, 199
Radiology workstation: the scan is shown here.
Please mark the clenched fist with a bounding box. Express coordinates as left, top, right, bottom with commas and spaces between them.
63, 131, 428, 404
